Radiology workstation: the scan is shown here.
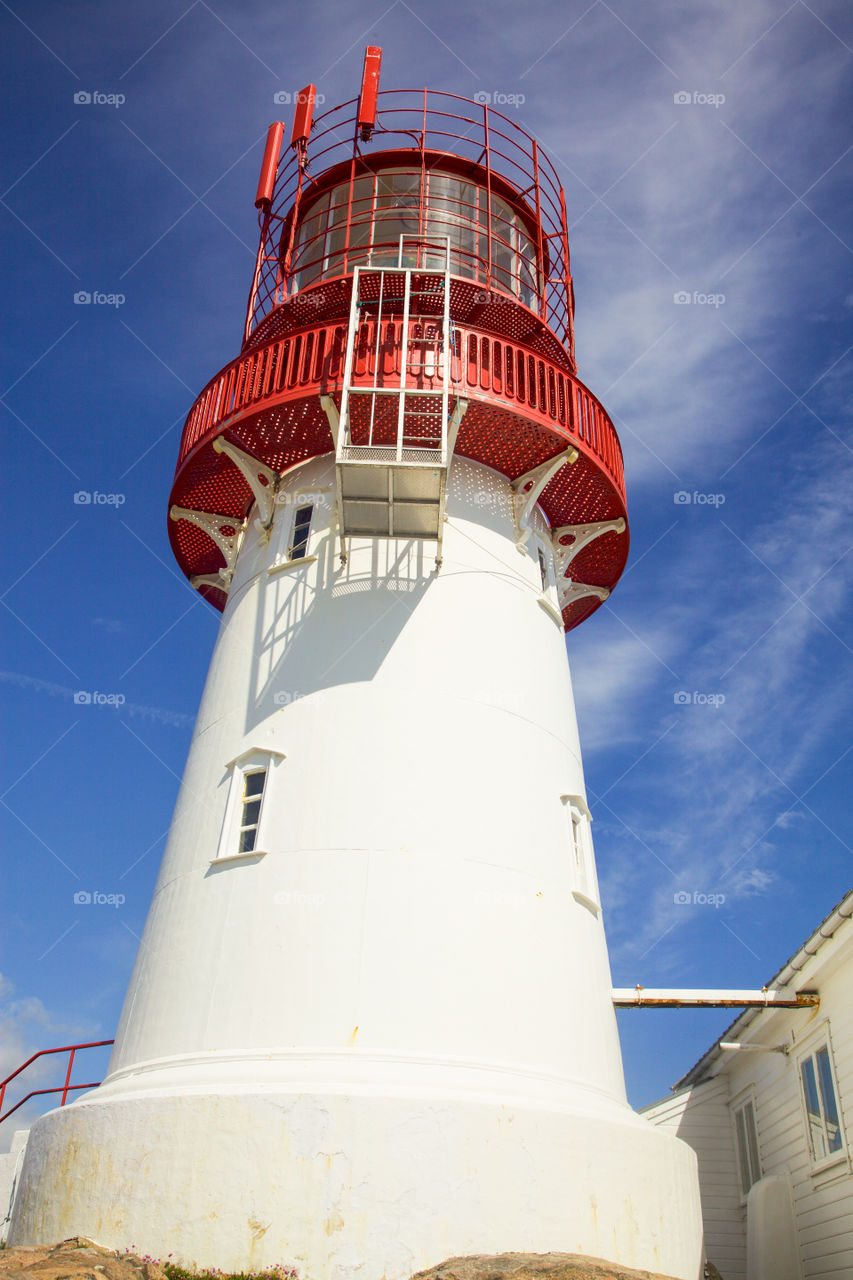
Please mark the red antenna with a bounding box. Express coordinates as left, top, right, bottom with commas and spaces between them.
254, 121, 284, 210
172, 50, 627, 632
290, 85, 316, 152
357, 46, 382, 141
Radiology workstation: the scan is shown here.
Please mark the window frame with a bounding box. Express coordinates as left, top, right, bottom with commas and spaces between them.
560, 793, 599, 912
532, 533, 562, 625
236, 767, 267, 854
731, 1090, 762, 1201
797, 1030, 847, 1172
214, 747, 285, 864
288, 502, 315, 560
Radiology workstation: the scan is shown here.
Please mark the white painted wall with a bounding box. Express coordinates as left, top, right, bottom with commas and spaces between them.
646, 909, 853, 1280
10, 456, 703, 1280
644, 1080, 746, 1279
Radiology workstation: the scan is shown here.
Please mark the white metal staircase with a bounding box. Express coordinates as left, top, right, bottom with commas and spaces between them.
322, 237, 467, 565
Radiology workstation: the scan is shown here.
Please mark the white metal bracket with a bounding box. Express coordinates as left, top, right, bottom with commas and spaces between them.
320, 394, 340, 448
511, 448, 578, 549
170, 506, 244, 576
447, 396, 469, 459
190, 570, 232, 594
553, 518, 626, 572
558, 579, 610, 610
212, 437, 279, 527
552, 517, 624, 612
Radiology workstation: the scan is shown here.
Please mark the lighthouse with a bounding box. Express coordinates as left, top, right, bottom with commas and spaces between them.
9, 51, 704, 1280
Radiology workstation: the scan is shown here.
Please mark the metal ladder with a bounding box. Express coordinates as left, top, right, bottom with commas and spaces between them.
329, 236, 467, 564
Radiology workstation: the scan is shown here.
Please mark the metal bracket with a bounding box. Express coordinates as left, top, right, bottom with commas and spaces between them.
558, 579, 610, 610
552, 517, 624, 612
190, 570, 232, 594
320, 394, 340, 448
447, 396, 469, 459
553, 518, 625, 572
511, 448, 578, 549
212, 437, 279, 527
170, 506, 244, 575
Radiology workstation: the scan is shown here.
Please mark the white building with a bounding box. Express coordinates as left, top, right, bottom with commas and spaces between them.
644, 889, 853, 1280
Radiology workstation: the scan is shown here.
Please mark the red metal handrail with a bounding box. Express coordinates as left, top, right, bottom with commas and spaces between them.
0, 1040, 114, 1124
245, 88, 574, 354
175, 312, 624, 500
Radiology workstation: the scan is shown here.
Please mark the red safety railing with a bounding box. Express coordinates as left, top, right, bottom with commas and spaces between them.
245, 89, 575, 356
0, 1041, 114, 1124
176, 316, 624, 500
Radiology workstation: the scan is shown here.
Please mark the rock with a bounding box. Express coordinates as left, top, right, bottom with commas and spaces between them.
0, 1240, 168, 1280
410, 1253, 683, 1280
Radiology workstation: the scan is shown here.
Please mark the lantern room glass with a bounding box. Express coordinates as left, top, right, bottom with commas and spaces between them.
291, 168, 540, 309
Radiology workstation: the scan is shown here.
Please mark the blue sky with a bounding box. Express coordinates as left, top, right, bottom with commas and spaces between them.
2, 0, 852, 1144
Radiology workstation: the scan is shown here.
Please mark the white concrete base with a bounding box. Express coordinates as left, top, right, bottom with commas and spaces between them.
0, 1129, 29, 1243
9, 1082, 703, 1280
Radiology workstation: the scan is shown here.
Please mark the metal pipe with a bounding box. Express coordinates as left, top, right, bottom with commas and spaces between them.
612, 987, 819, 1009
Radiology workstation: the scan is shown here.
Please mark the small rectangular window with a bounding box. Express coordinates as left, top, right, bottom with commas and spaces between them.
562, 794, 599, 909
733, 1098, 761, 1196
801, 1042, 844, 1163
238, 769, 266, 853
289, 504, 314, 559
570, 809, 588, 896
538, 546, 548, 592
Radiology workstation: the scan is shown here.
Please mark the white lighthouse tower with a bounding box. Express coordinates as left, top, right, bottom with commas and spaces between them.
10, 51, 703, 1280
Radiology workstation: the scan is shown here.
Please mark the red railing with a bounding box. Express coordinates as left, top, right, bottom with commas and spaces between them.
0, 1041, 114, 1124
176, 315, 624, 501
245, 89, 574, 355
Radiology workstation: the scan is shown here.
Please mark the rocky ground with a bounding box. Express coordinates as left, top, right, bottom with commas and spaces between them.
0, 1239, 715, 1280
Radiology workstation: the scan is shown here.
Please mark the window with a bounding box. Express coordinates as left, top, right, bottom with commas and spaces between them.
800, 1041, 845, 1165
289, 504, 314, 559
215, 747, 284, 863
237, 769, 266, 853
561, 794, 599, 909
292, 168, 540, 308
537, 546, 548, 591
733, 1098, 761, 1197
533, 536, 561, 622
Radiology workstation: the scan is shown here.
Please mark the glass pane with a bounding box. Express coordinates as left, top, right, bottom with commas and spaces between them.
802, 1057, 827, 1160
744, 1101, 761, 1185
238, 826, 257, 854
817, 1048, 843, 1153
538, 547, 548, 591
242, 798, 261, 827
244, 771, 265, 798
735, 1108, 750, 1196
290, 505, 313, 559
